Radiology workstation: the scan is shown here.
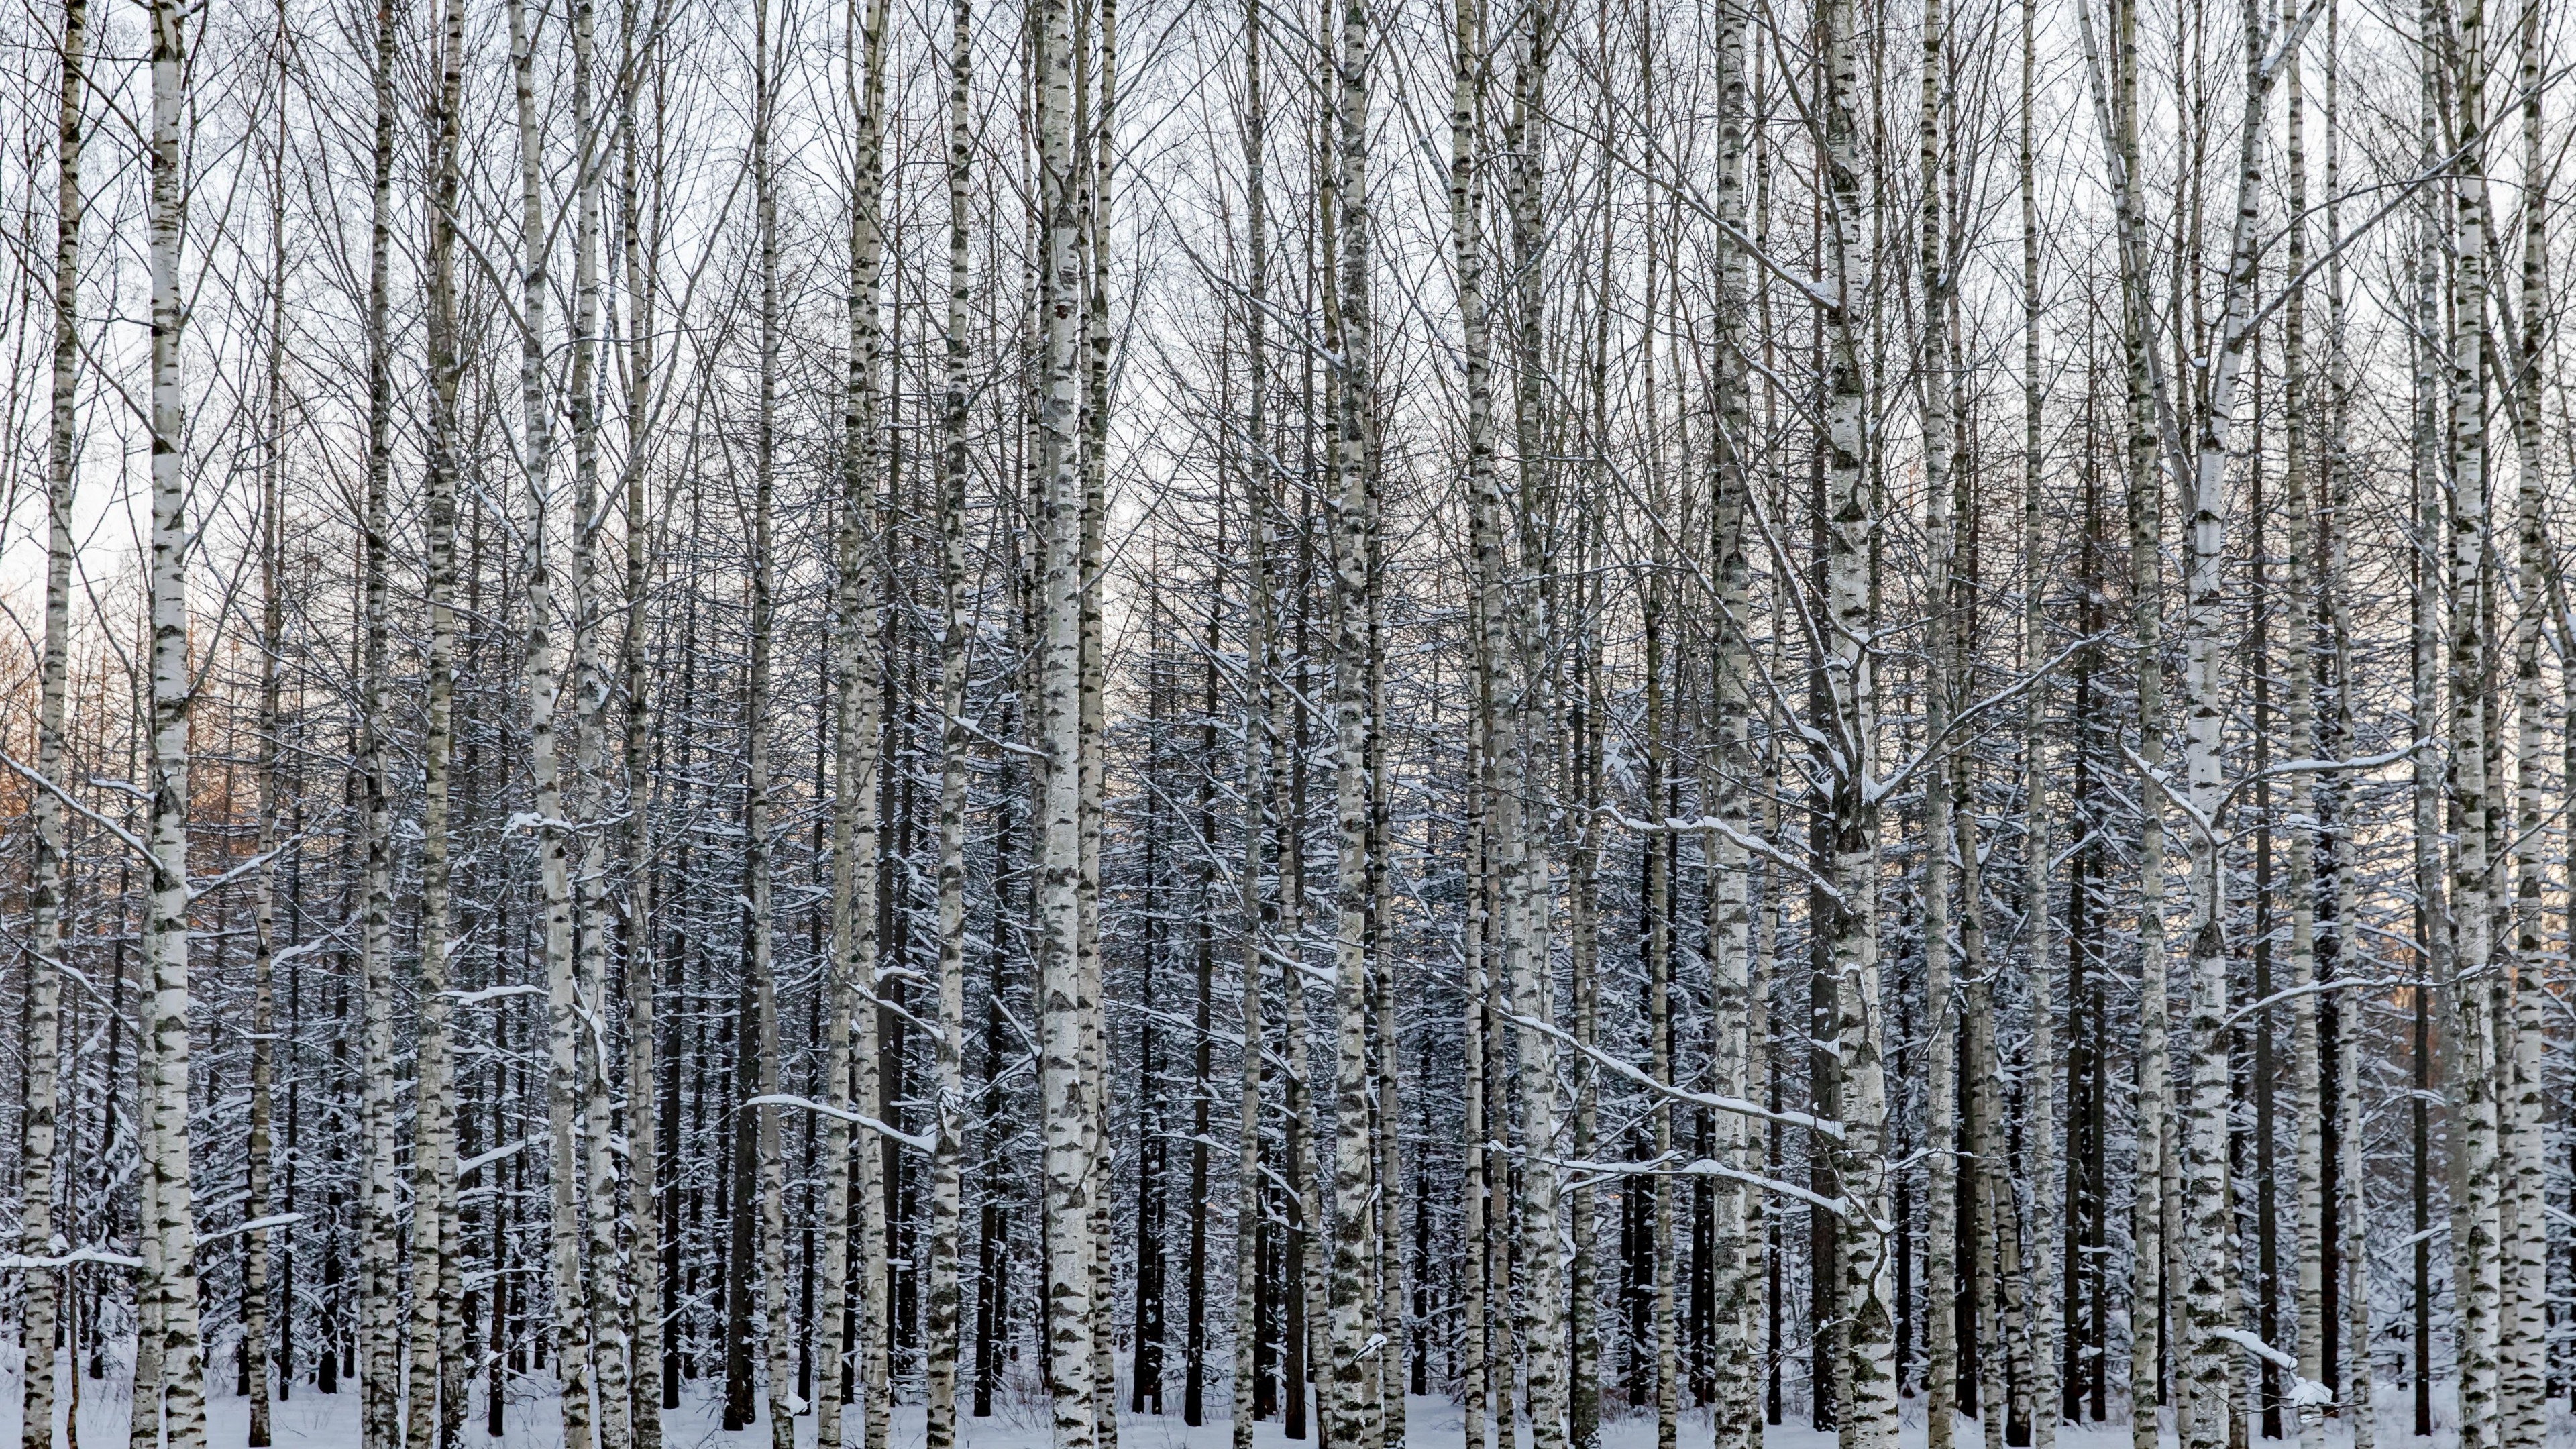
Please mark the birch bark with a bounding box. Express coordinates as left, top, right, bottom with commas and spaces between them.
2173, 2, 2306, 1436
1915, 0, 1960, 1427
1709, 4, 1757, 1435
405, 0, 468, 1438
2499, 0, 2547, 1431
567, 3, 629, 1438
2405, 8, 2447, 1439
2107, 0, 2171, 1431
1231, 14, 1275, 1444
856, 0, 898, 1432
2280, 25, 2326, 1446
1325, 0, 1381, 1441
617, 11, 666, 1438
818, 0, 891, 1436
924, 0, 974, 1436
2444, 0, 2502, 1435
922, 0, 968, 1433
1444, 0, 1493, 1434
20, 3, 87, 1441
1499, 5, 1566, 1442
1817, 0, 1894, 1438
506, 0, 593, 1439
358, 4, 402, 1438
1078, 0, 1120, 1421
745, 5, 794, 1440
2018, 0, 2059, 1434
144, 1, 207, 1440
2316, 20, 2369, 1442
1037, 0, 1100, 1432
246, 26, 285, 1440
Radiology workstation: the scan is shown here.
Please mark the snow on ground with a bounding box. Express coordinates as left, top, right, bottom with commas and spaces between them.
1, 1346, 2563, 1449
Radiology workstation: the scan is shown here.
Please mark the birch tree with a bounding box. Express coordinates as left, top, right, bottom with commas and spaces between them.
924, 0, 977, 1430
356, 3, 402, 1438
16, 3, 88, 1441
140, 0, 208, 1440
506, 0, 596, 1438
404, 0, 470, 1439
1324, 0, 1382, 1438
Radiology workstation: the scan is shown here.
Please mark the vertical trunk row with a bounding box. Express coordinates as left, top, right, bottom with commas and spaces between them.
840, 0, 897, 1440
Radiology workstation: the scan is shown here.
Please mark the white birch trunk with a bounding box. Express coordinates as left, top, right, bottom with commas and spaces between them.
1325, 0, 1381, 1442
1037, 0, 1099, 1432
566, 3, 628, 1440
2018, 0, 2058, 1432
2280, 30, 2326, 1446
2317, 16, 2369, 1443
2445, 0, 2502, 1436
745, 6, 792, 1441
1818, 0, 1892, 1438
616, 13, 665, 1440
1071, 2, 1118, 1422
1709, 5, 1757, 1434
1232, 15, 1275, 1443
818, 0, 891, 1437
20, 3, 87, 1440
506, 0, 592, 1439
245, 36, 287, 1440
144, 1, 206, 1439
923, 0, 973, 1437
1916, 0, 1959, 1426
1965, 823, 2008, 1449
406, 2, 468, 1442
2498, 2, 2548, 1436
1498, 6, 1565, 1442
2173, 3, 2304, 1436
1444, 2, 1493, 1438
358, 6, 403, 1438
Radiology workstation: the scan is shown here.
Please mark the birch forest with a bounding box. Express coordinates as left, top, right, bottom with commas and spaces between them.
3, 0, 2575, 1439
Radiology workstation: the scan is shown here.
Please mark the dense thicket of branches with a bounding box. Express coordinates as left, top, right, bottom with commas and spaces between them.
0, 0, 2570, 1444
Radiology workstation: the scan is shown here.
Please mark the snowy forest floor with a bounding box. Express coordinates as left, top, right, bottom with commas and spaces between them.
0, 1350, 2557, 1449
